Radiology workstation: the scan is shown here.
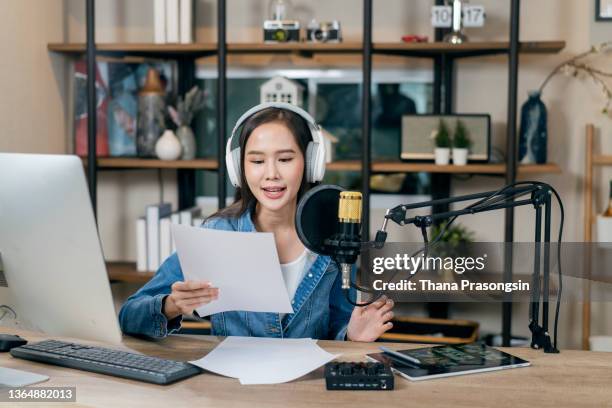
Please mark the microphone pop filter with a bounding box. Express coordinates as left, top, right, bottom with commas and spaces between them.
295, 184, 344, 256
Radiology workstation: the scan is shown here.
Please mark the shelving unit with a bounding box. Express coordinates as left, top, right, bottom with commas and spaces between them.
107, 262, 153, 283
593, 155, 612, 165
51, 0, 564, 346
582, 124, 612, 350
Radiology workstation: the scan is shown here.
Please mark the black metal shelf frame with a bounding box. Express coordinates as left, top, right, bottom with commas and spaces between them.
83, 0, 523, 345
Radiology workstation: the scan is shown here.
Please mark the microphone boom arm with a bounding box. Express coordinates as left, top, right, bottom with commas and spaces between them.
373, 183, 560, 353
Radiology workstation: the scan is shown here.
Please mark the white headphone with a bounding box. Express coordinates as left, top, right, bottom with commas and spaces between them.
225, 102, 326, 188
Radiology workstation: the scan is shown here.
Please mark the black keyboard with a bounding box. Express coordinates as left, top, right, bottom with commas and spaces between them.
10, 340, 202, 385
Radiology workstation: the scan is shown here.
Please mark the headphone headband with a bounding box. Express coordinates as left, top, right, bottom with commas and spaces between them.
230, 102, 319, 142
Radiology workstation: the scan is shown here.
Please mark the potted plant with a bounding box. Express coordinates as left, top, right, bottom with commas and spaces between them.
452, 120, 472, 166
168, 86, 206, 160
430, 221, 475, 281
433, 119, 451, 165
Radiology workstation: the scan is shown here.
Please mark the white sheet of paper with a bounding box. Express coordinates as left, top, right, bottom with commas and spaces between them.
0, 367, 49, 387
190, 336, 338, 385
172, 224, 293, 317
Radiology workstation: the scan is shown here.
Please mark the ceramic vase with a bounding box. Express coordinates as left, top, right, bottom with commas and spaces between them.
176, 125, 196, 160
518, 91, 548, 164
155, 130, 182, 161
137, 68, 166, 158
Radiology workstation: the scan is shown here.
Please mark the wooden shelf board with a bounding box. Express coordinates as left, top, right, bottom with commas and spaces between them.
48, 41, 564, 57
48, 42, 361, 55
228, 42, 363, 53
107, 262, 153, 283
327, 161, 561, 174
48, 43, 217, 55
374, 41, 565, 56
518, 163, 562, 174
82, 157, 219, 170
593, 155, 612, 166
80, 158, 560, 173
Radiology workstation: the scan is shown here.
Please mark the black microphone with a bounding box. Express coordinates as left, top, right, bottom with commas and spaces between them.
295, 185, 362, 290
330, 191, 362, 289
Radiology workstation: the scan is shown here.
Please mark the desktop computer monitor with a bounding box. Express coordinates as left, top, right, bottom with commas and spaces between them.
0, 153, 122, 344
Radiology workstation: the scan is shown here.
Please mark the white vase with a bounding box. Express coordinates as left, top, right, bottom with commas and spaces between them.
155, 130, 182, 161
452, 148, 469, 166
176, 125, 196, 160
434, 148, 450, 165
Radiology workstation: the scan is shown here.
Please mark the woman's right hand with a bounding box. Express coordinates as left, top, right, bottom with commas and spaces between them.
163, 281, 219, 320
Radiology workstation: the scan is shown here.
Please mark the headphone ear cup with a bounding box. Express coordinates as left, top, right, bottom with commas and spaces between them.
305, 142, 315, 182
228, 147, 242, 188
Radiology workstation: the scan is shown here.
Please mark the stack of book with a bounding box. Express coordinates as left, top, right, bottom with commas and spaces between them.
135, 203, 207, 272
154, 0, 193, 44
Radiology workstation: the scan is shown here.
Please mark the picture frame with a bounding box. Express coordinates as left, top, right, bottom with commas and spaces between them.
401, 114, 491, 162
74, 59, 177, 157
596, 0, 612, 21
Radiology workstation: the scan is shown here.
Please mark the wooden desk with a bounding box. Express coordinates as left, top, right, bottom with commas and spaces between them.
1, 329, 611, 407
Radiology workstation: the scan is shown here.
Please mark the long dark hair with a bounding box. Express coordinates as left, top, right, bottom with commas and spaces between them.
210, 107, 316, 220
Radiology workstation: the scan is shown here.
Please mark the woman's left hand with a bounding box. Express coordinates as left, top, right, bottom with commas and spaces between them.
346, 295, 395, 342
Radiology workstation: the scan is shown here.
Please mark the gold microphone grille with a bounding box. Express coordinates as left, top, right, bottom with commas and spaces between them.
338, 191, 362, 222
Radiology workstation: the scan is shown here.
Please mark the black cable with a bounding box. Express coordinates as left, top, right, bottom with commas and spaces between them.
334, 259, 383, 307
550, 187, 563, 350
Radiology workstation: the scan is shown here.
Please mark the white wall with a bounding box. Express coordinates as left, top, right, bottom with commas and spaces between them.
0, 0, 68, 154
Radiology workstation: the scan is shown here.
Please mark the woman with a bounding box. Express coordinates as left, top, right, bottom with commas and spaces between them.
119, 103, 394, 341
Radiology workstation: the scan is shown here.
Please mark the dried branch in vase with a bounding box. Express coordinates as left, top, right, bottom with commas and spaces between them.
168, 86, 207, 127
539, 41, 612, 116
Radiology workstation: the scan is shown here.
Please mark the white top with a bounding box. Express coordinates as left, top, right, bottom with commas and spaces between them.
279, 249, 310, 320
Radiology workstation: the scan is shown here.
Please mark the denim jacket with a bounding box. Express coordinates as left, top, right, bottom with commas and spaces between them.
118, 208, 355, 340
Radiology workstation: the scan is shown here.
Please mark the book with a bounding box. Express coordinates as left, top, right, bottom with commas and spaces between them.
366, 342, 530, 381
179, 206, 201, 226
166, 0, 180, 43
160, 216, 172, 263
146, 203, 172, 271
192, 217, 205, 227
154, 0, 166, 43
179, 0, 193, 44
136, 217, 147, 272
170, 212, 180, 252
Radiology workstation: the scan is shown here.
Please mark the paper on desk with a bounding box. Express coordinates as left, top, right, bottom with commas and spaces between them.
190, 336, 338, 385
0, 367, 48, 387
172, 224, 293, 317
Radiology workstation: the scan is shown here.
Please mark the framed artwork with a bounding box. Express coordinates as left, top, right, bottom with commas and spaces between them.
596, 0, 612, 21
74, 59, 177, 157
401, 114, 491, 162
74, 60, 109, 157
